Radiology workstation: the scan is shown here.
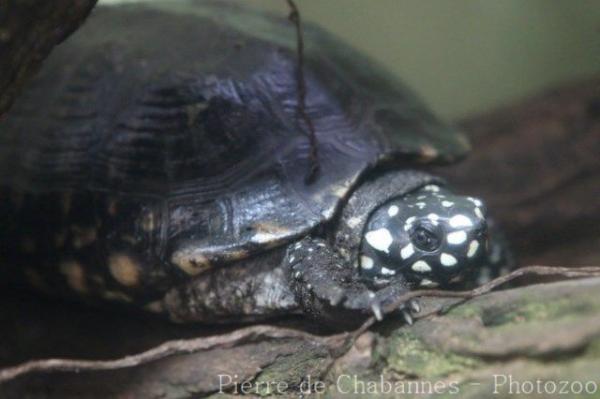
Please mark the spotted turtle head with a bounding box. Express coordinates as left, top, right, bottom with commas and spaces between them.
359, 184, 488, 287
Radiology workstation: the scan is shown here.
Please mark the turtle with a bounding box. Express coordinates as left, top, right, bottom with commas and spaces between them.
0, 1, 510, 327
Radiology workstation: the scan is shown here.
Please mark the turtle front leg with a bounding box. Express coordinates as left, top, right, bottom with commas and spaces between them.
161, 251, 300, 323
285, 237, 418, 327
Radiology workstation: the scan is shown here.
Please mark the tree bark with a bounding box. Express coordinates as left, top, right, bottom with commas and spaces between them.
0, 0, 97, 117
2, 277, 600, 398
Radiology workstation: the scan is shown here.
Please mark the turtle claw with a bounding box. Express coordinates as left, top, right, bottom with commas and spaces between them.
328, 287, 346, 307
286, 237, 420, 326
371, 301, 383, 321
408, 299, 421, 314
401, 309, 414, 325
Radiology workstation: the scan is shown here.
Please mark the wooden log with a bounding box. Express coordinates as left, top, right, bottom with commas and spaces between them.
2, 277, 600, 398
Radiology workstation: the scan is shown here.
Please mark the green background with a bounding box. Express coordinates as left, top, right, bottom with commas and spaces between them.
101, 0, 600, 120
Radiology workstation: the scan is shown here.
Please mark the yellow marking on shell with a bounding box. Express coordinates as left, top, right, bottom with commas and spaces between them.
228, 249, 250, 261
61, 192, 72, 215
171, 250, 212, 276
253, 222, 290, 236
140, 210, 156, 232
71, 226, 97, 249
102, 291, 133, 303
108, 253, 141, 287
20, 237, 36, 253
107, 198, 118, 216
250, 222, 291, 247
59, 260, 88, 294
143, 300, 165, 314
333, 183, 350, 198
332, 177, 357, 199
418, 145, 439, 163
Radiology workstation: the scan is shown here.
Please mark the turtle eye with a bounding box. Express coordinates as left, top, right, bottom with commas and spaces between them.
410, 224, 440, 252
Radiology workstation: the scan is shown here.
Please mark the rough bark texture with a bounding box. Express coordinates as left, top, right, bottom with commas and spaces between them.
2, 277, 600, 398
0, 75, 598, 397
0, 0, 97, 117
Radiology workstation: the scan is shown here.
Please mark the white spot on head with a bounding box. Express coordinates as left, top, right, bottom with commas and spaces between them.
447, 230, 467, 245
387, 205, 399, 217
440, 253, 457, 267
449, 214, 473, 228
288, 255, 295, 263
400, 243, 415, 259
417, 195, 427, 200
415, 202, 426, 209
468, 197, 483, 207
411, 260, 431, 273
381, 267, 396, 276
365, 228, 394, 253
442, 201, 454, 208
474, 207, 484, 219
360, 255, 374, 270
404, 216, 416, 231
427, 213, 439, 224
423, 185, 440, 192
467, 240, 480, 258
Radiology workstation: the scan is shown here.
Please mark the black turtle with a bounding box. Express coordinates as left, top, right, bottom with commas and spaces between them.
0, 2, 509, 326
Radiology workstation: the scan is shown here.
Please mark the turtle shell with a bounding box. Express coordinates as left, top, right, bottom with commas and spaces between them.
0, 2, 469, 288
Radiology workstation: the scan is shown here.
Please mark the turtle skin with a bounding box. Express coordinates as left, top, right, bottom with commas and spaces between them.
0, 1, 477, 321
